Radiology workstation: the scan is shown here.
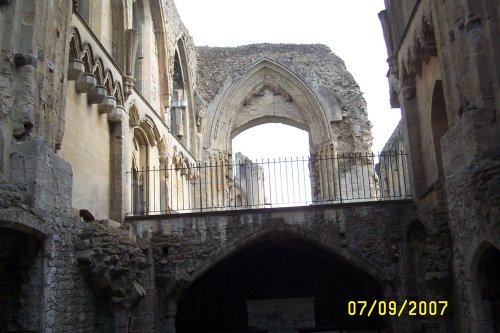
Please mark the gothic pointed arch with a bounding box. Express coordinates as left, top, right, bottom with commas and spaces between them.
202, 58, 333, 158
132, 0, 146, 93
69, 28, 82, 60
170, 37, 195, 151
113, 82, 124, 106
173, 223, 388, 332
103, 70, 115, 96
140, 117, 161, 147
131, 127, 149, 214
81, 43, 95, 73
93, 57, 105, 85
169, 223, 387, 299
431, 80, 448, 177
149, 0, 171, 113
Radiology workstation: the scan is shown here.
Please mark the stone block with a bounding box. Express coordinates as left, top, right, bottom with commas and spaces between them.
10, 138, 73, 216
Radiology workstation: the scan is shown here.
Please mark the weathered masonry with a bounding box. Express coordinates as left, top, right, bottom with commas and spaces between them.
132, 201, 415, 333
0, 0, 498, 332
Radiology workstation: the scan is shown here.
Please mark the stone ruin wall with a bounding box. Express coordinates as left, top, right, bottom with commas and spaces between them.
0, 1, 98, 331
164, 0, 198, 90
196, 43, 373, 154
0, 1, 72, 177
381, 0, 500, 330
131, 200, 416, 332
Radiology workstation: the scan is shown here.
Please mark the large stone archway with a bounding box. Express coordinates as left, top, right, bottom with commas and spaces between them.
202, 58, 338, 159
174, 229, 387, 333
140, 201, 417, 332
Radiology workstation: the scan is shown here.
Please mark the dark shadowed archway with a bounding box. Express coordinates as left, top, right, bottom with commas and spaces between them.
0, 228, 44, 332
175, 231, 386, 333
470, 243, 500, 333
430, 80, 448, 178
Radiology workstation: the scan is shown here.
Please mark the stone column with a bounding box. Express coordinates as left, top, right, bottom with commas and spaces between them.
311, 143, 339, 202
399, 82, 427, 197
110, 115, 129, 221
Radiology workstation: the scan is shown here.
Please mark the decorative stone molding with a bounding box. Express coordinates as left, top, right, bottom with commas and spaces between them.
98, 95, 117, 114
69, 27, 125, 109
128, 104, 140, 128
67, 59, 85, 81
88, 85, 107, 104
107, 105, 126, 123
75, 73, 97, 93
400, 13, 438, 86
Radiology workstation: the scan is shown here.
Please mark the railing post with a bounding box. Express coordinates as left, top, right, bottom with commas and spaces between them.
336, 153, 343, 204
194, 162, 203, 212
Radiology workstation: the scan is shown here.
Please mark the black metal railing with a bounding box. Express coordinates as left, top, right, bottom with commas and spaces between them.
127, 151, 411, 215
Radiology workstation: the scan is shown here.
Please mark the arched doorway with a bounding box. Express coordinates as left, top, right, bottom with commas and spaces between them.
132, 128, 149, 214
472, 244, 500, 332
430, 80, 448, 178
405, 220, 426, 298
0, 228, 44, 332
176, 233, 386, 333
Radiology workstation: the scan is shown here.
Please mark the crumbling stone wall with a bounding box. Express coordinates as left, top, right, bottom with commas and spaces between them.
129, 201, 416, 332
380, 0, 500, 331
164, 0, 197, 90
0, 138, 96, 332
0, 0, 71, 158
196, 44, 372, 153
76, 221, 151, 333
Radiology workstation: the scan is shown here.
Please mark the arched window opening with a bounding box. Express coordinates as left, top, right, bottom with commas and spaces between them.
475, 246, 500, 332
132, 0, 144, 93
231, 123, 311, 207
104, 74, 113, 96
171, 49, 187, 139
82, 48, 93, 73
132, 129, 149, 214
114, 83, 124, 106
69, 35, 79, 60
431, 80, 449, 178
67, 31, 85, 82
93, 60, 104, 85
